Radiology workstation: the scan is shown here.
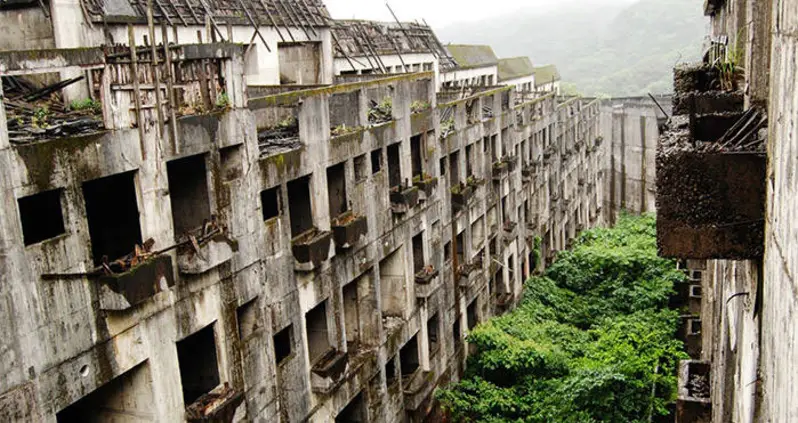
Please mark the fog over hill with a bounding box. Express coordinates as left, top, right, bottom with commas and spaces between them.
437, 0, 707, 96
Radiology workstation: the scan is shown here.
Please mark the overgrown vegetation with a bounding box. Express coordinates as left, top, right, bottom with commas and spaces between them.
437, 214, 687, 423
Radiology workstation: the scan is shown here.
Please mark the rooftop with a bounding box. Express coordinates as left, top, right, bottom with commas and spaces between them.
533, 65, 561, 84
445, 44, 498, 69
332, 20, 456, 70
498, 56, 535, 82
81, 0, 330, 27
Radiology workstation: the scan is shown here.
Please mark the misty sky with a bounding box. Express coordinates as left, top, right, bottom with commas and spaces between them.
324, 0, 636, 28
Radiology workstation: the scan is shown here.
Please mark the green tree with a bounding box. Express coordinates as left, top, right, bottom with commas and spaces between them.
437, 214, 687, 422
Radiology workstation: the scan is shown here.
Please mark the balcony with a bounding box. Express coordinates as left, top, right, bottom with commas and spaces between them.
495, 293, 515, 308
657, 116, 765, 259
177, 222, 235, 275
390, 186, 420, 215
185, 384, 244, 423
292, 229, 332, 271
403, 369, 436, 412
414, 266, 440, 299
331, 212, 367, 250
413, 174, 439, 200
503, 221, 518, 245
450, 183, 474, 213
676, 360, 711, 423
492, 161, 509, 179
503, 155, 519, 172
97, 255, 176, 311
310, 349, 349, 395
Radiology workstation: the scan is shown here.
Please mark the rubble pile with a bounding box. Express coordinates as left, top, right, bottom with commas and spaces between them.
3, 76, 104, 144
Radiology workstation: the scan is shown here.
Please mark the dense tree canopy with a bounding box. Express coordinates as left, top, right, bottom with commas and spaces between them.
437, 214, 687, 422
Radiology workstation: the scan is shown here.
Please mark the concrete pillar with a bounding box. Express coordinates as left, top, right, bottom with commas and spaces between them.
0, 82, 8, 151
49, 0, 90, 102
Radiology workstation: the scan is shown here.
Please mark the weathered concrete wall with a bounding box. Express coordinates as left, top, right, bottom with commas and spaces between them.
0, 44, 605, 423
0, 7, 54, 52
600, 96, 667, 221
761, 0, 798, 420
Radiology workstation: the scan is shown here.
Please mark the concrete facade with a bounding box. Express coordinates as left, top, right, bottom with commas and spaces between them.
661, 0, 798, 422
0, 9, 606, 422
600, 96, 668, 223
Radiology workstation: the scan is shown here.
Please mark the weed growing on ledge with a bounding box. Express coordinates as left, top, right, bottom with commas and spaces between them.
437, 213, 688, 423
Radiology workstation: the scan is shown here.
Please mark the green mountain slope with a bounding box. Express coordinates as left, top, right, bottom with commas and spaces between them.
437, 0, 706, 96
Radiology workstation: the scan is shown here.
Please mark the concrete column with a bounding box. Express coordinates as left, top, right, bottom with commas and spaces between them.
0, 83, 8, 151
49, 0, 90, 102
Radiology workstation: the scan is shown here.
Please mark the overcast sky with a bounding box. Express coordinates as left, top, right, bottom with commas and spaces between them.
324, 0, 636, 29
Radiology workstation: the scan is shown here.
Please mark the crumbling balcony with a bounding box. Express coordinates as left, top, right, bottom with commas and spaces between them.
676, 360, 711, 423
657, 65, 765, 259
414, 266, 440, 299
503, 221, 518, 245
492, 160, 509, 179
332, 212, 367, 249
97, 254, 176, 311
292, 229, 332, 271
310, 349, 349, 395
495, 292, 515, 308
503, 155, 519, 172
413, 174, 439, 199
177, 222, 236, 275
390, 185, 420, 215
185, 384, 244, 423
403, 369, 436, 412
450, 183, 474, 213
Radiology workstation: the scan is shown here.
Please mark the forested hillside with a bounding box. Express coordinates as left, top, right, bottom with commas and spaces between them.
437, 0, 706, 96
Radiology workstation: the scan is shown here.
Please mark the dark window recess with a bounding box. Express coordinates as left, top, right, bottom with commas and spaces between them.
387, 143, 402, 188
453, 319, 461, 348
335, 392, 367, 423
261, 186, 281, 221
439, 157, 446, 176
273, 325, 293, 365
306, 300, 331, 363
219, 144, 244, 182
56, 362, 153, 423
467, 301, 477, 331
400, 335, 420, 377
177, 324, 220, 405
327, 162, 348, 218
167, 154, 211, 236
449, 151, 460, 186
83, 171, 143, 266
456, 232, 465, 265
343, 281, 360, 346
354, 154, 367, 181
371, 149, 382, 174
287, 176, 313, 238
465, 144, 473, 177
428, 313, 439, 353
237, 298, 261, 340
411, 134, 423, 177
385, 355, 398, 385
444, 241, 452, 262
412, 232, 425, 274
18, 189, 65, 246
483, 136, 489, 153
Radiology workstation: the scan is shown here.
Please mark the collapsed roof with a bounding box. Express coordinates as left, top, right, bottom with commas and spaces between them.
81, 0, 330, 27
332, 20, 457, 71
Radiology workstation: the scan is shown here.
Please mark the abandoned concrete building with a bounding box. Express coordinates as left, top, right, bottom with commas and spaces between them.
0, 0, 607, 421
532, 64, 561, 95
657, 0, 798, 422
